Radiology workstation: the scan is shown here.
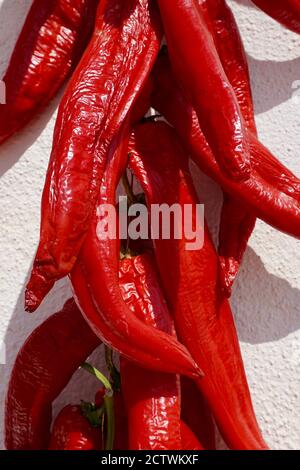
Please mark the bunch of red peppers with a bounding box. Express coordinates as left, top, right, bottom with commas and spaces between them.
2, 0, 300, 450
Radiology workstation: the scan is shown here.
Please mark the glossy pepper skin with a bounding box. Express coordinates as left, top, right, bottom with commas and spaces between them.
181, 421, 204, 450
218, 195, 256, 296
49, 405, 102, 450
200, 0, 257, 296
119, 255, 181, 450
70, 158, 201, 380
151, 54, 300, 241
181, 377, 216, 450
113, 391, 129, 450
0, 0, 98, 145
201, 0, 257, 134
129, 121, 268, 450
25, 0, 163, 312
251, 0, 300, 34
5, 299, 100, 450
203, 0, 300, 293
156, 0, 251, 182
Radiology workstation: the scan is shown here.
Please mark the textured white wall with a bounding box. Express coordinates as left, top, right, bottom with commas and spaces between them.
0, 0, 299, 450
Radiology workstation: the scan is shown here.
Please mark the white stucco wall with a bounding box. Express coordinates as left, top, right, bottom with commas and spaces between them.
0, 0, 299, 450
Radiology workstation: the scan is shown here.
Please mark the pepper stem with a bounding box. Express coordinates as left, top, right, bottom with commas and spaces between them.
82, 362, 113, 391
81, 363, 115, 450
105, 346, 121, 392
104, 395, 115, 451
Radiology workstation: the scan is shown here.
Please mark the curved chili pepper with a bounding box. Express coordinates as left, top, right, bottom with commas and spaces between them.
25, 0, 163, 312
119, 254, 181, 450
0, 0, 98, 145
251, 0, 300, 34
5, 298, 101, 450
129, 121, 268, 450
206, 0, 300, 291
156, 0, 251, 182
196, 0, 257, 295
49, 405, 102, 450
151, 54, 300, 240
181, 377, 216, 450
201, 0, 256, 134
218, 195, 256, 296
70, 170, 201, 380
192, 2, 300, 199
181, 421, 204, 451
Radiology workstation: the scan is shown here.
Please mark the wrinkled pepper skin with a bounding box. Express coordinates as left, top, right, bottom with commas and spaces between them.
201, 0, 257, 134
25, 0, 163, 312
157, 0, 251, 182
198, 0, 257, 295
68, 66, 201, 380
151, 55, 300, 240
5, 299, 100, 450
181, 421, 204, 451
119, 255, 181, 450
129, 121, 268, 450
0, 0, 98, 145
251, 0, 300, 34
49, 405, 102, 450
181, 377, 216, 450
70, 155, 200, 377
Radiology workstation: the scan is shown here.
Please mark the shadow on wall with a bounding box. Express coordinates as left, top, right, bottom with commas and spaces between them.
232, 247, 300, 344
248, 55, 300, 115
233, 0, 300, 115
234, 0, 255, 7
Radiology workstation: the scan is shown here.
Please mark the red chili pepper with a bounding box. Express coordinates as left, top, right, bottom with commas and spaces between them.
180, 421, 204, 451
0, 0, 98, 145
49, 405, 102, 450
151, 54, 300, 241
192, 0, 256, 295
251, 0, 300, 34
201, 0, 257, 135
193, 0, 256, 295
25, 0, 163, 312
113, 391, 129, 450
218, 195, 256, 296
156, 0, 251, 182
119, 254, 181, 450
71, 199, 201, 377
67, 80, 201, 379
129, 121, 268, 450
70, 184, 200, 376
207, 0, 300, 290
5, 298, 100, 450
181, 377, 216, 450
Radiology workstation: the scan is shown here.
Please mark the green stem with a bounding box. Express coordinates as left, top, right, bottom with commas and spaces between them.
105, 346, 120, 391
82, 362, 113, 392
104, 394, 115, 451
81, 362, 115, 450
